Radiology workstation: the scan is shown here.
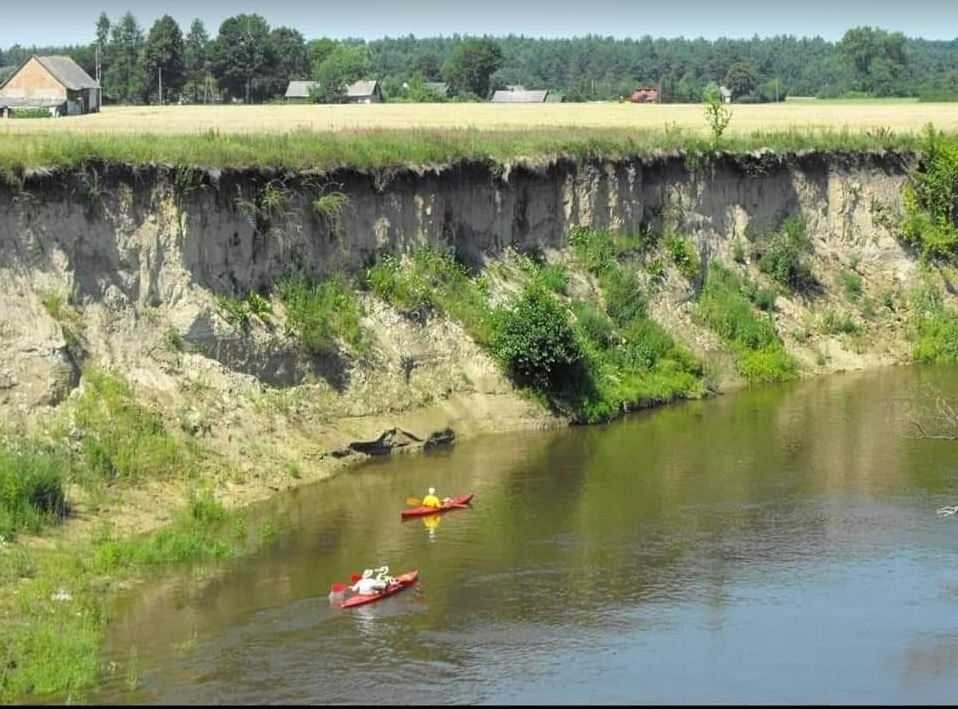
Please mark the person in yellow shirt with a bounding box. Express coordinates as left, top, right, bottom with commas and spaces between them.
422, 487, 442, 509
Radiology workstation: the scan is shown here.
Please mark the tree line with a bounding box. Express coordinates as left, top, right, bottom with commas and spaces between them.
1, 12, 956, 104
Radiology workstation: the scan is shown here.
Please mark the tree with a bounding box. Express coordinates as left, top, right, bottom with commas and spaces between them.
312, 44, 372, 103
143, 15, 185, 103
308, 38, 337, 77
184, 19, 211, 103
724, 61, 757, 99
210, 14, 274, 103
839, 27, 908, 95
268, 27, 308, 96
413, 53, 442, 81
703, 83, 732, 146
443, 38, 503, 99
103, 12, 146, 103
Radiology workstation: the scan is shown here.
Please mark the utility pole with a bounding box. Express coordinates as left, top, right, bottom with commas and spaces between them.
95, 44, 101, 111
158, 66, 163, 105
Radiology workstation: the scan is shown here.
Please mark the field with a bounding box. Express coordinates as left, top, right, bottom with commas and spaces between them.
1, 101, 956, 136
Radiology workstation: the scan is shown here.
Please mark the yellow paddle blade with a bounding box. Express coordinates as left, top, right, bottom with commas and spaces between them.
405, 497, 422, 507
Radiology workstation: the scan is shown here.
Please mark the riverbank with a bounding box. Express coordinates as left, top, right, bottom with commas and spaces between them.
3, 134, 958, 701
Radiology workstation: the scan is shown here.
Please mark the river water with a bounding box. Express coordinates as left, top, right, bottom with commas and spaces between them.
94, 365, 958, 704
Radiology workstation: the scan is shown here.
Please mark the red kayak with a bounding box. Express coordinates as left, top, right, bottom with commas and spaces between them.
401, 494, 474, 519
340, 570, 419, 609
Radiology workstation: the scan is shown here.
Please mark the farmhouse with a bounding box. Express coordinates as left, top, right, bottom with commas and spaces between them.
0, 55, 99, 117
284, 79, 383, 104
720, 85, 733, 103
630, 87, 659, 103
491, 89, 550, 103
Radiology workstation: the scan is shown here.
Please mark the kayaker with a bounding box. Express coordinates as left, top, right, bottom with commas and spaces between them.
422, 488, 442, 509
351, 569, 389, 595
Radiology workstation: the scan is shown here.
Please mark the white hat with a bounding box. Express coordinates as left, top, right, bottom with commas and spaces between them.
428, 487, 435, 494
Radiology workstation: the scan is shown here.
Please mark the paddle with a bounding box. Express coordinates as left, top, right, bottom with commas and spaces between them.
330, 572, 363, 594
406, 497, 422, 507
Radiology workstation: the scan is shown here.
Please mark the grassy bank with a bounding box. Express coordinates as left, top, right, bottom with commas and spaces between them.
0, 126, 928, 178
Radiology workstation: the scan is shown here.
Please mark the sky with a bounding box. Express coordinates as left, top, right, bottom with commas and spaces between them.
2, 0, 958, 48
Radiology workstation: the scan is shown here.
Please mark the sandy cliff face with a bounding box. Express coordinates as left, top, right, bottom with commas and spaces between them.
0, 152, 930, 513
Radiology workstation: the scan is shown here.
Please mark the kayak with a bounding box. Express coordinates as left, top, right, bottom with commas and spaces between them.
401, 493, 474, 519
340, 570, 419, 609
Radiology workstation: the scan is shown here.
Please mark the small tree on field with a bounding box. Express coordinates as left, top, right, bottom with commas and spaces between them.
703, 83, 732, 147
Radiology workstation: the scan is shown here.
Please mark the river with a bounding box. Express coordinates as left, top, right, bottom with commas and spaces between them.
93, 365, 958, 704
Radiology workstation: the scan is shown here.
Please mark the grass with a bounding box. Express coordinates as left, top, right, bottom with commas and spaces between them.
0, 121, 939, 180
912, 283, 958, 363
0, 490, 254, 703
73, 370, 192, 484
0, 443, 69, 538
753, 217, 817, 292
698, 263, 797, 384
839, 270, 864, 301
365, 247, 494, 343
277, 273, 368, 355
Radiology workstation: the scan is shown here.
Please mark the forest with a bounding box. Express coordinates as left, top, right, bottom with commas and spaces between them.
1, 12, 957, 103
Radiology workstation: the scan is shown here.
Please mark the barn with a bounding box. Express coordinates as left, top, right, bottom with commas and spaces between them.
0, 55, 99, 117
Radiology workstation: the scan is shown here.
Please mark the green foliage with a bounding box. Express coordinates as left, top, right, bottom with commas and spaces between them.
143, 15, 186, 102
755, 217, 817, 292
442, 37, 503, 98
366, 247, 494, 343
703, 84, 733, 145
0, 444, 68, 538
820, 309, 861, 335
838, 26, 908, 96
839, 270, 864, 301
490, 286, 583, 393
901, 126, 958, 260
209, 14, 273, 102
277, 273, 367, 355
724, 61, 758, 99
517, 254, 569, 294
73, 369, 188, 483
311, 45, 373, 103
9, 108, 51, 119
92, 491, 234, 571
699, 264, 797, 383
216, 291, 271, 332
912, 282, 958, 362
666, 234, 699, 280
573, 302, 616, 348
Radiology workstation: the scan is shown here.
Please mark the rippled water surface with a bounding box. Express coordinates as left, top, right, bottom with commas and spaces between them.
95, 366, 958, 703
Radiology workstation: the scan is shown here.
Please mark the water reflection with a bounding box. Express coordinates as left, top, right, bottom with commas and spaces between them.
91, 365, 958, 704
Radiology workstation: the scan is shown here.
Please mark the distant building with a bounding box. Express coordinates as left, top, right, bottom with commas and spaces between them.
545, 92, 564, 103
491, 89, 549, 103
345, 80, 383, 104
284, 79, 383, 104
0, 55, 99, 117
719, 85, 732, 103
506, 84, 527, 92
285, 80, 319, 101
630, 87, 659, 103
424, 81, 449, 98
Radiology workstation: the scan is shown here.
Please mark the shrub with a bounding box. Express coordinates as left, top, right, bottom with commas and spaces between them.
573, 302, 616, 348
600, 267, 646, 326
820, 309, 861, 335
839, 270, 863, 302
491, 286, 583, 393
698, 264, 797, 383
901, 126, 958, 261
667, 234, 700, 280
755, 217, 817, 292
0, 445, 68, 537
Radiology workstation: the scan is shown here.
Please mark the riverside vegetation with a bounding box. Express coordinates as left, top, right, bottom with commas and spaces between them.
4, 126, 958, 701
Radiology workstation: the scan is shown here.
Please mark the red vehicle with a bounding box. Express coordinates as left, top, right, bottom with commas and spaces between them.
401, 494, 474, 519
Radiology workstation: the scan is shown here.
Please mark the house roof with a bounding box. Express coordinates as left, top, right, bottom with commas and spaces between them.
346, 80, 380, 98
719, 85, 732, 98
424, 81, 448, 97
0, 55, 98, 92
491, 89, 549, 103
285, 80, 319, 98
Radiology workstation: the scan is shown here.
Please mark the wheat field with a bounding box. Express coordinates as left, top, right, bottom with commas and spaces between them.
1, 101, 957, 136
